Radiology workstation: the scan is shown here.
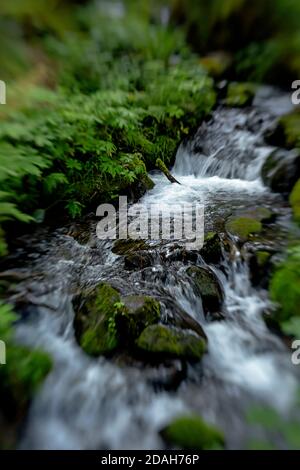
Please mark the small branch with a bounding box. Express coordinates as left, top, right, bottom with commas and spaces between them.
156, 158, 181, 184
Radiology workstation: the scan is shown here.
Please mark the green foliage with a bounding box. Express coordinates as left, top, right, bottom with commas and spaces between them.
289, 179, 300, 225
247, 402, 300, 450
161, 414, 225, 450
270, 245, 300, 323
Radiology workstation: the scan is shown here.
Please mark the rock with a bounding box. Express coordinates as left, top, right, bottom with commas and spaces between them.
249, 250, 272, 287
265, 111, 300, 149
73, 283, 120, 357
160, 415, 225, 450
124, 252, 152, 270
289, 179, 300, 224
136, 324, 206, 361
117, 295, 161, 342
129, 173, 155, 201
225, 216, 262, 242
226, 82, 256, 107
261, 149, 300, 194
112, 239, 148, 255
200, 232, 222, 264
186, 266, 224, 314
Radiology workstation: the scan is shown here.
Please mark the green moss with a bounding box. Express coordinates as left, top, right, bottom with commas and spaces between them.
74, 283, 121, 357
270, 246, 300, 323
226, 82, 256, 107
136, 324, 206, 360
186, 266, 223, 313
256, 251, 271, 268
118, 295, 161, 341
225, 216, 262, 241
161, 415, 225, 450
289, 179, 300, 224
280, 112, 300, 149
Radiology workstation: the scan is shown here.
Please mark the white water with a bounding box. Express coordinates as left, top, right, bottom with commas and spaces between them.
14, 97, 299, 450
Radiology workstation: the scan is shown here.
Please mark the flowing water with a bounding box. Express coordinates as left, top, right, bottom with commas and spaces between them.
3, 86, 300, 449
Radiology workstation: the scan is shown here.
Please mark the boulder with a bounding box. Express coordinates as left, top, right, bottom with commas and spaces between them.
225, 216, 262, 242
186, 266, 224, 314
160, 415, 225, 450
261, 148, 300, 194
136, 324, 206, 361
200, 232, 222, 264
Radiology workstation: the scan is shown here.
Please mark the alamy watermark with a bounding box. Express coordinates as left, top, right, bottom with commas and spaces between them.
291, 340, 300, 365
96, 196, 204, 250
0, 80, 6, 105
0, 340, 6, 365
291, 80, 300, 105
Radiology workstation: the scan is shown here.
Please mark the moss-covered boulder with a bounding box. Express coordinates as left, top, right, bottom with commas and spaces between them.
289, 179, 300, 225
226, 82, 256, 107
186, 266, 224, 314
117, 295, 161, 342
73, 283, 120, 357
270, 246, 300, 323
160, 415, 225, 450
200, 232, 222, 264
249, 250, 272, 287
225, 216, 262, 242
200, 51, 232, 78
266, 111, 300, 149
261, 149, 300, 194
136, 325, 206, 360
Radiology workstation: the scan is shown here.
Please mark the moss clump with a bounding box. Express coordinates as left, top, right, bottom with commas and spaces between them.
225, 216, 262, 241
160, 415, 225, 450
136, 324, 206, 360
118, 296, 161, 341
270, 246, 300, 323
226, 82, 256, 107
289, 179, 300, 224
73, 283, 121, 357
186, 266, 223, 314
279, 112, 300, 149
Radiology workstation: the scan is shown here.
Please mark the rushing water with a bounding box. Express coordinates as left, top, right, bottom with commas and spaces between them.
4, 87, 300, 449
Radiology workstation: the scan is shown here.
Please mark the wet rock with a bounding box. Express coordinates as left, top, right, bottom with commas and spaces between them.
289, 179, 300, 225
200, 232, 222, 264
249, 250, 272, 287
124, 252, 153, 270
160, 415, 225, 450
136, 324, 206, 361
265, 111, 300, 149
117, 295, 161, 342
225, 216, 262, 242
261, 148, 300, 194
73, 282, 120, 357
186, 266, 224, 314
226, 82, 256, 107
170, 304, 208, 340
112, 239, 148, 255
129, 174, 155, 202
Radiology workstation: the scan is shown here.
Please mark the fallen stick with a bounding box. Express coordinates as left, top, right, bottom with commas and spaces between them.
156, 158, 181, 184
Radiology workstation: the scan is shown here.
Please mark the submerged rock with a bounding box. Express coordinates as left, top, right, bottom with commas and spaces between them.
200, 232, 223, 264
117, 295, 161, 342
160, 415, 225, 450
73, 283, 120, 357
261, 148, 300, 194
186, 266, 224, 314
136, 324, 206, 361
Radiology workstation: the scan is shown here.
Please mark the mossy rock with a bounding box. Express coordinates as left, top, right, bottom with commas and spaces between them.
112, 239, 148, 256
249, 250, 272, 287
242, 207, 274, 223
226, 82, 256, 107
186, 266, 224, 314
200, 52, 232, 78
160, 415, 225, 450
73, 283, 120, 357
265, 111, 300, 149
118, 295, 161, 342
261, 149, 300, 194
270, 246, 300, 323
136, 324, 206, 361
225, 216, 262, 242
289, 179, 300, 225
200, 232, 222, 264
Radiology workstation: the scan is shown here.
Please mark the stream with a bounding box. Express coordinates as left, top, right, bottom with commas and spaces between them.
4, 86, 300, 449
